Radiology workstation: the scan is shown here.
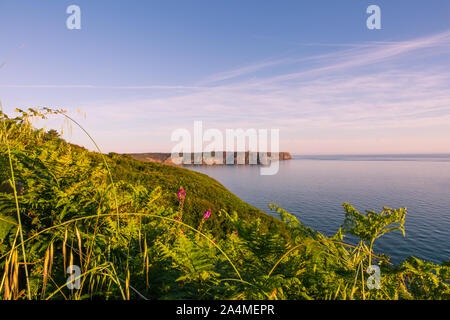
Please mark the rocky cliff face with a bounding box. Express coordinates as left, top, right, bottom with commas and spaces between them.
279, 152, 292, 160
127, 152, 292, 165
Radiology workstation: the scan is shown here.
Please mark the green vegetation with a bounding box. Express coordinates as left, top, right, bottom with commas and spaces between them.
107, 153, 291, 239
0, 108, 449, 300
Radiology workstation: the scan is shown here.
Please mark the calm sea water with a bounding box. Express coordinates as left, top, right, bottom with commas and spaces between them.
186, 155, 450, 264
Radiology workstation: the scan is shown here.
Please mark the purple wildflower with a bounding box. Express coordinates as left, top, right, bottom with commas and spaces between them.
177, 187, 186, 202
203, 209, 211, 220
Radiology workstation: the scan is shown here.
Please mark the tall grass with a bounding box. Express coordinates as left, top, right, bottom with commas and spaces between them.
0, 101, 31, 299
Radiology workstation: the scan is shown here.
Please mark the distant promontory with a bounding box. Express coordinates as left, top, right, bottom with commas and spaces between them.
127, 152, 292, 165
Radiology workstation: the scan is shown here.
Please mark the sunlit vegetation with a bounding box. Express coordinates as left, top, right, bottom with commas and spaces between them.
0, 108, 448, 300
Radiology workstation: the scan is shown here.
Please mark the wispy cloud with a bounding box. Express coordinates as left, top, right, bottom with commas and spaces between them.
11, 30, 450, 154
0, 84, 201, 90
252, 31, 450, 85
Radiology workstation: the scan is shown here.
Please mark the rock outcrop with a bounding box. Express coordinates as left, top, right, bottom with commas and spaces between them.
127, 152, 292, 165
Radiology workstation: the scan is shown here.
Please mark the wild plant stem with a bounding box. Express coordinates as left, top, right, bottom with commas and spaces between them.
57, 112, 121, 234
0, 105, 32, 300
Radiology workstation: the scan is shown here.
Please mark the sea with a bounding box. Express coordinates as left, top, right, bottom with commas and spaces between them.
186, 155, 450, 264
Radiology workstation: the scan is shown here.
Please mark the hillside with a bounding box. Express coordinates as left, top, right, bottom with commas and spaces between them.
106, 152, 293, 238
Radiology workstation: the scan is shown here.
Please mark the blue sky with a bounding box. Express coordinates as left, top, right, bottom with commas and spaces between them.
1, 1, 450, 154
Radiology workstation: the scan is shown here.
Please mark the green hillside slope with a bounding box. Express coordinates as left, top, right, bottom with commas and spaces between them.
107, 153, 292, 239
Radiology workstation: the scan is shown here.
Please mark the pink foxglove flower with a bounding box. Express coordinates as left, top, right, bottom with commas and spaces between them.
177, 187, 186, 202
203, 209, 211, 220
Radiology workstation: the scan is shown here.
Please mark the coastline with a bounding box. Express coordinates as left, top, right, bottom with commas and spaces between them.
126, 151, 292, 165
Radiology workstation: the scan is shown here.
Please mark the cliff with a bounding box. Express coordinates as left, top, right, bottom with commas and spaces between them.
127, 151, 292, 165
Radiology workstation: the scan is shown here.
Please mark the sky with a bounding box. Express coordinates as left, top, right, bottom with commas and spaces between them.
1, 0, 450, 154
